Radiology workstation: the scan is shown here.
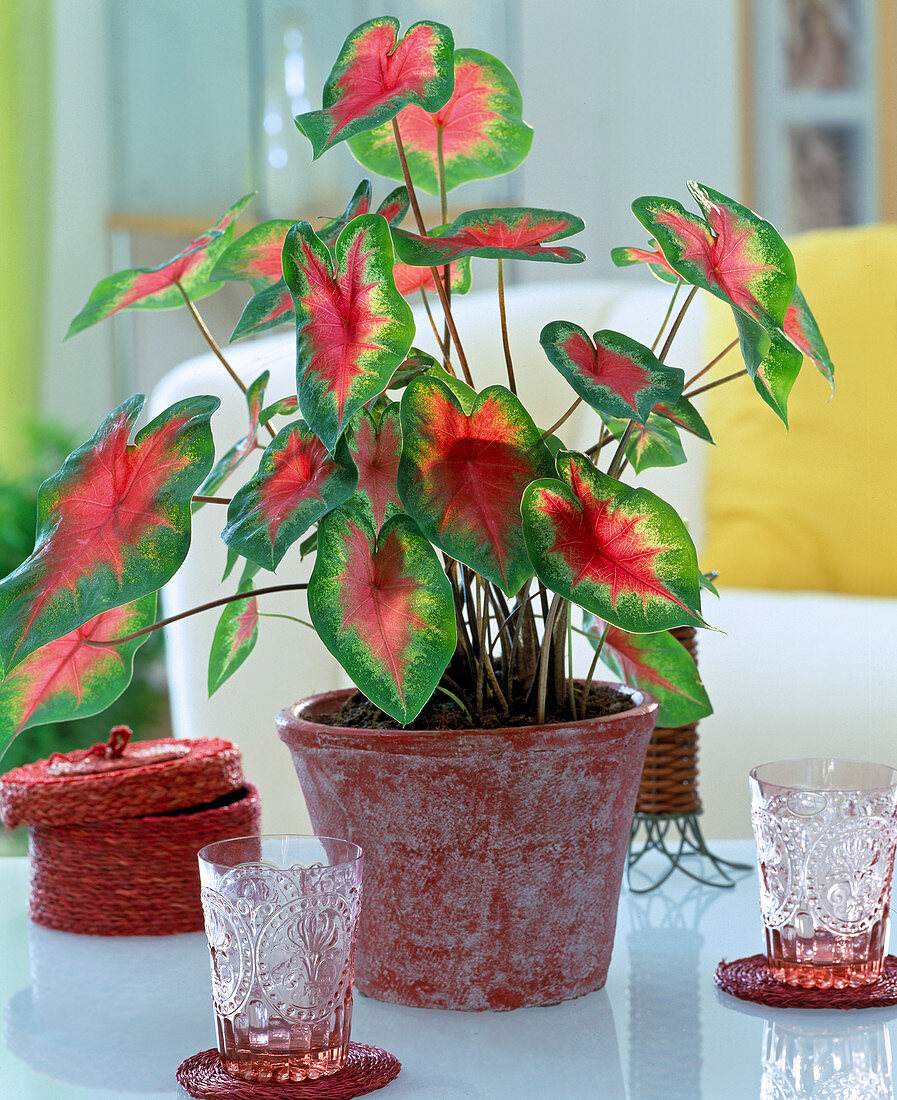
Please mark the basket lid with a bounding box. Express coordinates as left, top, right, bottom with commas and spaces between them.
0, 726, 247, 829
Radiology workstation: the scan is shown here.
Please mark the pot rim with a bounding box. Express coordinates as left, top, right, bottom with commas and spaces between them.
278, 680, 658, 740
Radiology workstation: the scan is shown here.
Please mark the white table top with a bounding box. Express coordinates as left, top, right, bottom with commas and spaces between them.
2, 841, 896, 1099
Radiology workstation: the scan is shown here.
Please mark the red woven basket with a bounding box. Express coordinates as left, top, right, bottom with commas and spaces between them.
0, 727, 261, 936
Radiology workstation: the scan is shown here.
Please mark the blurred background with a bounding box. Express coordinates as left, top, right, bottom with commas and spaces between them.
1, 0, 893, 841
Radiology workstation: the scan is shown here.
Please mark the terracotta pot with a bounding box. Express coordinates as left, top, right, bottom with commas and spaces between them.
276, 683, 658, 1011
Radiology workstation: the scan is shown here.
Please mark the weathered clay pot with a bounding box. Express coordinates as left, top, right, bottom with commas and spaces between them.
276, 683, 658, 1011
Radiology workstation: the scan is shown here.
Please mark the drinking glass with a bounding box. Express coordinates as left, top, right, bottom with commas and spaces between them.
750, 759, 897, 988
197, 834, 363, 1082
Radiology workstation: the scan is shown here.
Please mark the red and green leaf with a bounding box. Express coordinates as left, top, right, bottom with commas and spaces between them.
783, 285, 834, 391
283, 215, 415, 452
208, 564, 259, 695
222, 420, 357, 571
195, 370, 268, 506
521, 450, 706, 632
346, 404, 403, 530
583, 613, 711, 727
653, 394, 713, 443
610, 241, 680, 285
259, 394, 299, 426
0, 394, 218, 675
0, 595, 157, 756
66, 194, 254, 336
393, 207, 586, 267
375, 185, 410, 226
398, 377, 556, 596
348, 48, 533, 196
393, 256, 471, 297
210, 219, 295, 285
632, 182, 796, 333
294, 18, 454, 159
387, 348, 441, 391
317, 178, 374, 245
602, 414, 687, 473
732, 309, 803, 426
308, 508, 456, 724
540, 323, 684, 422
230, 279, 294, 341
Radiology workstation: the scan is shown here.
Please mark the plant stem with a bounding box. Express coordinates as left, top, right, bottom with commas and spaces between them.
567, 611, 577, 720
543, 396, 582, 440
192, 494, 231, 505
650, 279, 683, 353
607, 421, 635, 479
580, 621, 609, 712
435, 683, 473, 720
258, 611, 314, 630
175, 280, 276, 439
535, 592, 564, 725
418, 289, 450, 361
685, 367, 749, 398
88, 583, 308, 646
682, 339, 739, 393
657, 284, 698, 363
497, 259, 517, 395
391, 118, 474, 388
436, 124, 452, 373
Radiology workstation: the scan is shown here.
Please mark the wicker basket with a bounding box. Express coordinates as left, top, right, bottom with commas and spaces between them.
0, 727, 261, 935
635, 627, 702, 816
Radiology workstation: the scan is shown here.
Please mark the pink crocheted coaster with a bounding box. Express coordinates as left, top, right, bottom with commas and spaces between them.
176, 1044, 401, 1099
715, 954, 897, 1009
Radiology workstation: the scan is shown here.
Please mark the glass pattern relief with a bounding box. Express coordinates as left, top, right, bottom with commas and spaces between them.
751, 761, 897, 989
198, 836, 362, 1084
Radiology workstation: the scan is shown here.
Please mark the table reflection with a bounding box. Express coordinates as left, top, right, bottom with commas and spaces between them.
351, 985, 625, 1100
761, 1012, 894, 1100
4, 920, 212, 1093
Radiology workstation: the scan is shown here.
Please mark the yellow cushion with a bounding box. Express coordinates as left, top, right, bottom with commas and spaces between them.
701, 223, 897, 596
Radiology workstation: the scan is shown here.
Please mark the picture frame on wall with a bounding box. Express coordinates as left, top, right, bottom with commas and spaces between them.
740, 0, 896, 233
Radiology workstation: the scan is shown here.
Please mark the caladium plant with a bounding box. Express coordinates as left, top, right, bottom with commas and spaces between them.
0, 15, 834, 752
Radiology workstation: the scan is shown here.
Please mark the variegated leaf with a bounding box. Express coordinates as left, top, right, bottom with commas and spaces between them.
0, 394, 218, 674
208, 563, 259, 695
259, 394, 299, 426
230, 279, 294, 341
610, 241, 680, 284
283, 215, 415, 452
733, 309, 803, 426
222, 420, 357, 571
393, 256, 471, 297
0, 596, 157, 756
583, 612, 711, 727
375, 185, 410, 225
67, 195, 254, 336
348, 48, 532, 195
540, 323, 684, 422
632, 182, 796, 334
317, 178, 374, 245
398, 377, 556, 596
210, 219, 295, 285
295, 18, 454, 158
392, 207, 586, 266
308, 507, 456, 724
521, 450, 706, 632
603, 414, 687, 473
653, 395, 713, 443
346, 404, 403, 530
783, 285, 834, 391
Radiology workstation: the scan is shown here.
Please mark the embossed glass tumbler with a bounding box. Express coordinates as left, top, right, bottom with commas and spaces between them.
750, 759, 897, 989
197, 834, 363, 1083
